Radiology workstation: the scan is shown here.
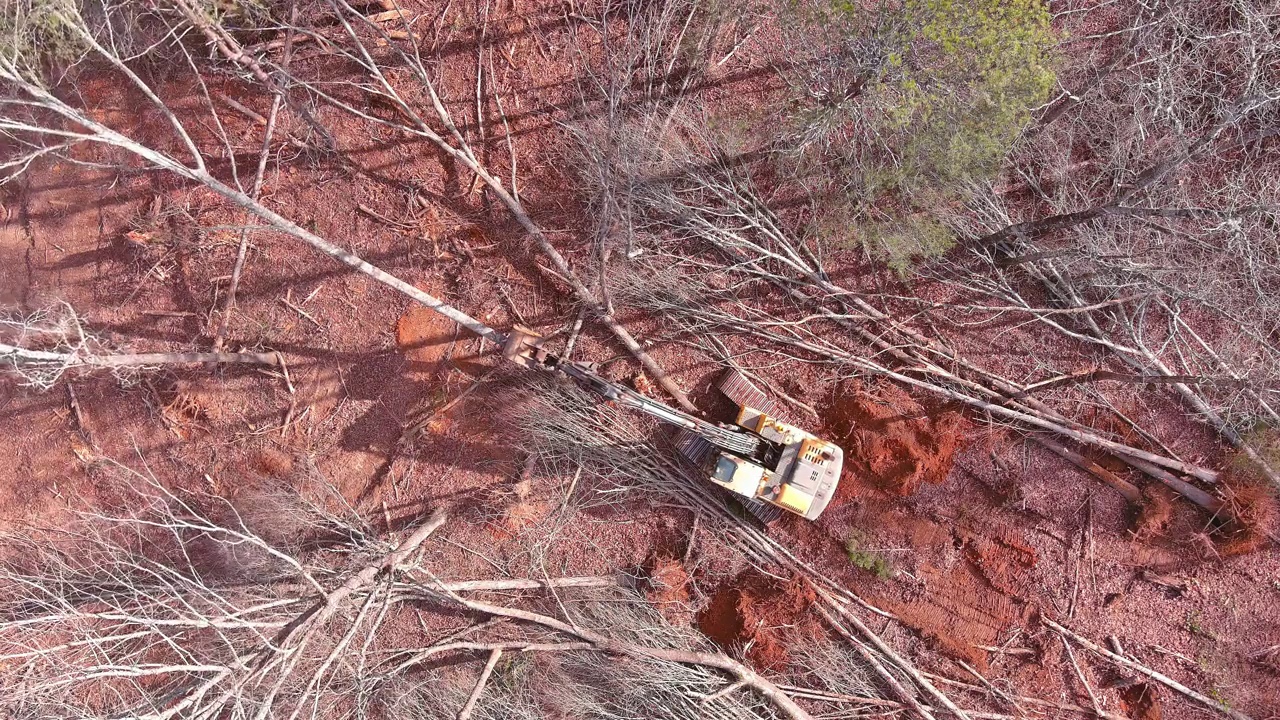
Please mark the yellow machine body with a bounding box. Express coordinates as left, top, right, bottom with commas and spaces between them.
503, 327, 841, 521
706, 405, 844, 521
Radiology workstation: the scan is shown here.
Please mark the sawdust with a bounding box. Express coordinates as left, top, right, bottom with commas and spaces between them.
826, 380, 966, 498
697, 571, 821, 672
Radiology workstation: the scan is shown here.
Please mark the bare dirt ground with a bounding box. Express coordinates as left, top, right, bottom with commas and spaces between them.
1, 1, 1278, 718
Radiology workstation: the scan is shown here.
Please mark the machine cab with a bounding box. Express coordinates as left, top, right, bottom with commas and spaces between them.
705, 405, 843, 521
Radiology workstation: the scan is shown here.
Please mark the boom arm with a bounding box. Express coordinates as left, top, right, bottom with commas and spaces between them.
545, 350, 762, 456
502, 326, 762, 456
391, 292, 834, 521
384, 282, 762, 456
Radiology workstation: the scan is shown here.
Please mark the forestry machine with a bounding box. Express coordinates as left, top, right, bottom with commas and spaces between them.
501, 326, 842, 522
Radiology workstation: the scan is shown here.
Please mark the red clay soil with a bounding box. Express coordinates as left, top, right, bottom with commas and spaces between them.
396, 303, 456, 370
249, 447, 295, 479
890, 524, 1036, 670
3, 2, 1280, 717
826, 380, 966, 498
896, 561, 1026, 670
1119, 682, 1163, 720
643, 555, 694, 626
1216, 472, 1280, 556
696, 570, 822, 672
1133, 485, 1177, 539
963, 529, 1039, 599
396, 291, 492, 377
487, 469, 556, 540
799, 382, 1048, 670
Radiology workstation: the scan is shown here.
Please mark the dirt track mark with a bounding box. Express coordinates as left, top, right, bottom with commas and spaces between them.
963, 530, 1039, 599
888, 555, 1025, 670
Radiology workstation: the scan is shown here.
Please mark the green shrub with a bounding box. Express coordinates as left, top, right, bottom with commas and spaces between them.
1232, 425, 1280, 480
893, 0, 1057, 190
779, 0, 1056, 270
862, 213, 955, 273
0, 1, 86, 73
845, 533, 894, 579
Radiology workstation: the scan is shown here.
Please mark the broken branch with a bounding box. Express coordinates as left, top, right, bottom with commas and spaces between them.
456, 648, 501, 720
1043, 617, 1253, 720
441, 593, 814, 720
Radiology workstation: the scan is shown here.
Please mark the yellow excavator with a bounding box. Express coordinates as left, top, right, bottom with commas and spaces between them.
503, 326, 842, 522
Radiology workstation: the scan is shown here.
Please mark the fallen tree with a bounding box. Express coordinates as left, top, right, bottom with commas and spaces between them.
0, 464, 813, 720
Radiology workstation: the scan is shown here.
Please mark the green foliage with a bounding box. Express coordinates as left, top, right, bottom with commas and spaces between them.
778, 0, 1056, 271
490, 651, 533, 694
705, 108, 762, 158
1209, 688, 1233, 711
845, 533, 894, 579
861, 213, 955, 273
1232, 425, 1280, 480
893, 0, 1057, 190
1185, 610, 1221, 642
1185, 610, 1207, 637
1, 0, 271, 81
0, 0, 86, 75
